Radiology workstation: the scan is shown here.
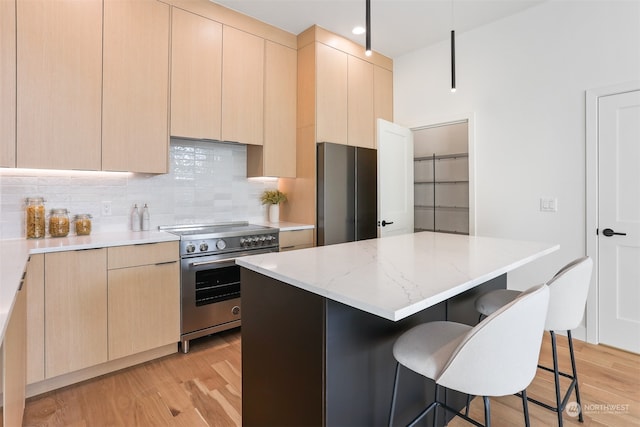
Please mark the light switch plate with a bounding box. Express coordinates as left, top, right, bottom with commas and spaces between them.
540, 197, 558, 212
102, 201, 112, 216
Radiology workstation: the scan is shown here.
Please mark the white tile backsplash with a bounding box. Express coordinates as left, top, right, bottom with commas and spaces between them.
0, 140, 277, 239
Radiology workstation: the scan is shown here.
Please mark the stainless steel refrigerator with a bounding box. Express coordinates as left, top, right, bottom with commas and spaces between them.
317, 142, 377, 246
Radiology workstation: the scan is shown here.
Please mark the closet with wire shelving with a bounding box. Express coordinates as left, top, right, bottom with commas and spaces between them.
413, 121, 469, 235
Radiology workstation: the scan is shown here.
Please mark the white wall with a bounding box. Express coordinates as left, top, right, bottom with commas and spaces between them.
0, 140, 277, 239
394, 0, 640, 290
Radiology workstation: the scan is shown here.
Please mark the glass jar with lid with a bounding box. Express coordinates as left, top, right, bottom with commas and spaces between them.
25, 197, 46, 239
49, 208, 70, 237
74, 214, 92, 236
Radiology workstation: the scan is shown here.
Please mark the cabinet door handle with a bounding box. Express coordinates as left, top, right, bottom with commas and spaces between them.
155, 260, 178, 266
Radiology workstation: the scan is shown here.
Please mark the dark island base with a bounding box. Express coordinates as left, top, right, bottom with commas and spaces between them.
241, 268, 506, 427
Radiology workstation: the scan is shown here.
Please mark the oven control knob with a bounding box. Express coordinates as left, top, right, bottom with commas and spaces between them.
185, 243, 196, 253
199, 242, 209, 252
252, 236, 259, 245
216, 239, 227, 250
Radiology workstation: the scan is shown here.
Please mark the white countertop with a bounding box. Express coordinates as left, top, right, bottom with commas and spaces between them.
236, 231, 559, 321
0, 231, 179, 342
253, 220, 315, 232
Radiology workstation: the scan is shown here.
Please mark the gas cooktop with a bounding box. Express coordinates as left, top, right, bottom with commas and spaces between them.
159, 222, 279, 256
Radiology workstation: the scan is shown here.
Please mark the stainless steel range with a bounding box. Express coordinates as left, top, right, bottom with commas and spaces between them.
160, 222, 279, 353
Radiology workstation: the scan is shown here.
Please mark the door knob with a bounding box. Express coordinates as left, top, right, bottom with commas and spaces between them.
602, 228, 627, 237
381, 220, 394, 227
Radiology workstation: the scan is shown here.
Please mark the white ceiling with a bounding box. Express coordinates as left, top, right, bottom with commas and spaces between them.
212, 0, 547, 58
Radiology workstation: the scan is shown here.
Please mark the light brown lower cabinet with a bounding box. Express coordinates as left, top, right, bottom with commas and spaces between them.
107, 242, 180, 360
279, 229, 314, 251
26, 242, 179, 389
2, 278, 27, 426
26, 254, 44, 385
44, 249, 108, 379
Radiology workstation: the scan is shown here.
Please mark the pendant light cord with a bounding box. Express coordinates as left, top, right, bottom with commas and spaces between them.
450, 0, 456, 92
366, 0, 372, 56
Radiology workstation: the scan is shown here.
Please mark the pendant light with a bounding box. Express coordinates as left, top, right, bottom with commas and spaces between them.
451, 30, 456, 92
450, 0, 456, 92
365, 0, 372, 56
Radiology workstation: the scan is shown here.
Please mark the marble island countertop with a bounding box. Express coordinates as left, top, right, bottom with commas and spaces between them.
0, 231, 179, 342
236, 231, 559, 321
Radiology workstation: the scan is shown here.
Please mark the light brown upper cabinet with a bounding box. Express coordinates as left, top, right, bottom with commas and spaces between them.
102, 0, 170, 173
170, 8, 222, 140
0, 0, 16, 167
222, 26, 264, 145
16, 0, 102, 170
248, 41, 297, 177
299, 26, 392, 150
316, 43, 348, 145
347, 55, 375, 148
374, 65, 393, 126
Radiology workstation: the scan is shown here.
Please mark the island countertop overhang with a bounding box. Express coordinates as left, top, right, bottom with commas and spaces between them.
236, 231, 560, 321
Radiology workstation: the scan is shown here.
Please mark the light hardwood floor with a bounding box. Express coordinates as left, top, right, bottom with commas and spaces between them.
22, 330, 241, 427
19, 330, 640, 427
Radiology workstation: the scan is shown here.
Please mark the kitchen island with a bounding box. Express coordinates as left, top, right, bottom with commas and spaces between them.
237, 231, 559, 426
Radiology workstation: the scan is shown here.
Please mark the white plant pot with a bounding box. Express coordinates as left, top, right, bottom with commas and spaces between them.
269, 204, 280, 223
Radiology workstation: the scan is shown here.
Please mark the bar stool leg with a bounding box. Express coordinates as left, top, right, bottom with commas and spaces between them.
567, 330, 584, 422
465, 394, 472, 416
550, 331, 564, 427
522, 389, 531, 427
483, 396, 491, 427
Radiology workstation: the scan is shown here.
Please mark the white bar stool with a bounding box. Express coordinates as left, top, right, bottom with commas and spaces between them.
389, 283, 550, 427
474, 256, 593, 426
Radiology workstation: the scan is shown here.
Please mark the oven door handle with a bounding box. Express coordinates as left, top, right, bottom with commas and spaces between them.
191, 258, 238, 267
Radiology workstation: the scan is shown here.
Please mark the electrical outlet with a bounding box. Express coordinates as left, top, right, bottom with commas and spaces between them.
540, 197, 558, 212
102, 201, 112, 216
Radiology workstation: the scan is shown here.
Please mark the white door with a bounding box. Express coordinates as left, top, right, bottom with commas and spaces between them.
598, 89, 640, 354
377, 119, 414, 237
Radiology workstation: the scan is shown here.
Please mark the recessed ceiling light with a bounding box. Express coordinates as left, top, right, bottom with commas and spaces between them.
352, 26, 366, 35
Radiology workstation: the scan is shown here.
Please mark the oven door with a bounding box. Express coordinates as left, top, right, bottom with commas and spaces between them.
180, 248, 275, 337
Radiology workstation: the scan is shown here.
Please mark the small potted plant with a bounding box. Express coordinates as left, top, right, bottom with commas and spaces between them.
260, 189, 287, 223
